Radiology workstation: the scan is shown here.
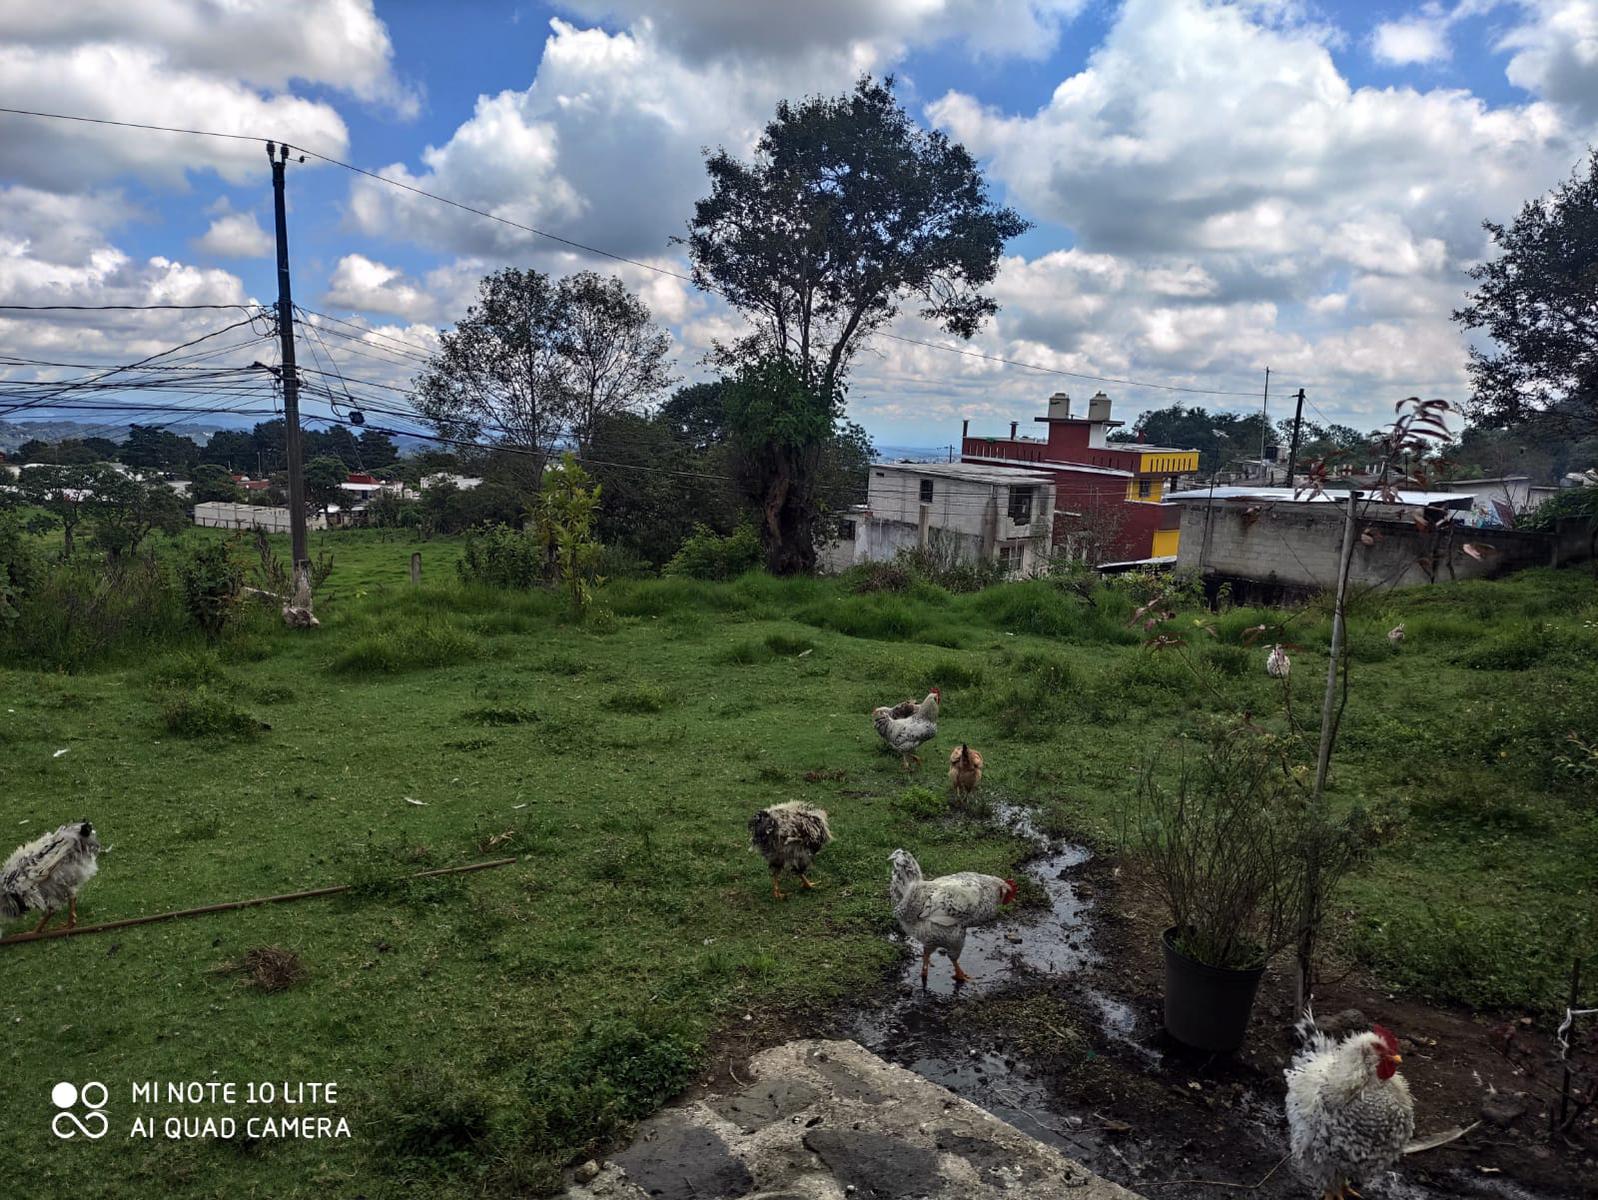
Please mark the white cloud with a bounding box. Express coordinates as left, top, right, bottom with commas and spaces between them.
555, 0, 1087, 63
1372, 15, 1450, 64
195, 212, 271, 258
0, 0, 413, 192
1498, 0, 1598, 120
323, 254, 440, 322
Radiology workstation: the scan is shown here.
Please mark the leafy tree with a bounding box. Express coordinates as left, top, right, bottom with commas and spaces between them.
13, 438, 53, 464
588, 411, 735, 565
304, 424, 364, 470
560, 271, 675, 451
190, 463, 244, 504
683, 75, 1025, 570
658, 381, 727, 452
415, 267, 574, 489
534, 453, 603, 614
358, 429, 400, 469
1113, 405, 1271, 475
1455, 151, 1598, 436
80, 437, 119, 461
198, 429, 258, 471
176, 538, 244, 638
85, 470, 186, 561
15, 463, 96, 556
250, 420, 286, 473
117, 424, 199, 473
304, 456, 348, 515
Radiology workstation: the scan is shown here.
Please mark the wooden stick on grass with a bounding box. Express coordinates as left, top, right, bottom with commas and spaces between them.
0, 857, 518, 945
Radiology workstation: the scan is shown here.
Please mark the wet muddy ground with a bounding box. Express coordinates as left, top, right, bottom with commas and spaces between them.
719, 805, 1596, 1199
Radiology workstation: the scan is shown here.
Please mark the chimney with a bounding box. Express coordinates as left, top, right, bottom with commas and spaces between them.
1010, 421, 1018, 439
961, 418, 969, 438
1087, 391, 1112, 423
1047, 391, 1071, 420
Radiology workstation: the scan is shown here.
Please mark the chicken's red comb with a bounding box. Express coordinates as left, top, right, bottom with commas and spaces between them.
1372, 1023, 1400, 1054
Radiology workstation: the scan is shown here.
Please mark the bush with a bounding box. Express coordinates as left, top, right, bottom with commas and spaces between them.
896, 786, 948, 819
844, 560, 913, 593
457, 523, 544, 589
662, 524, 762, 581
176, 538, 244, 639
1520, 485, 1598, 533
162, 687, 264, 740
0, 510, 44, 624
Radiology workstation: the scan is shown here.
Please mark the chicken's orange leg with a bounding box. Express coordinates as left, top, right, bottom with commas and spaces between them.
67, 895, 78, 929
952, 959, 972, 983
31, 910, 53, 935
919, 947, 932, 983
769, 869, 787, 901
800, 874, 818, 889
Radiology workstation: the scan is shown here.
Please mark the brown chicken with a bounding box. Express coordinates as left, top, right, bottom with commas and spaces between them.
948, 743, 983, 795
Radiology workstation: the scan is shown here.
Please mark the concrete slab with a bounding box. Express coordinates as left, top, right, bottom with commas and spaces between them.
563, 1038, 1143, 1200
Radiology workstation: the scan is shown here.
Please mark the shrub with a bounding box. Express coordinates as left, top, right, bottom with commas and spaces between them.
162, 687, 264, 740
844, 560, 913, 593
0, 510, 43, 624
176, 538, 244, 639
662, 524, 762, 580
1521, 485, 1598, 533
457, 524, 543, 590
896, 786, 948, 819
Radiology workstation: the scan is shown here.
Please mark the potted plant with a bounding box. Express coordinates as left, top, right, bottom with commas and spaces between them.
1128, 730, 1308, 1052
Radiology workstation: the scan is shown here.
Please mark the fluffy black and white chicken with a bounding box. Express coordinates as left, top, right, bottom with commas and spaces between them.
1285, 1013, 1415, 1200
872, 688, 940, 770
1, 821, 101, 935
748, 802, 832, 900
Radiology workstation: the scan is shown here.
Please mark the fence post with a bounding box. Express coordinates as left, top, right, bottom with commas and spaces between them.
410, 552, 422, 586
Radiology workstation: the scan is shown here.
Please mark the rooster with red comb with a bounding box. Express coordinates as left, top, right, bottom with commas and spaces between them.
1285, 1013, 1414, 1199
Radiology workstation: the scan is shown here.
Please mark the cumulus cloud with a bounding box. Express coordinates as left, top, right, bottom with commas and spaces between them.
1498, 0, 1598, 120
195, 212, 271, 258
0, 0, 413, 192
323, 254, 440, 322
1372, 15, 1450, 64
555, 0, 1087, 63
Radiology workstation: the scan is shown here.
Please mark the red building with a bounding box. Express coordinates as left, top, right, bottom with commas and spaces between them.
960, 391, 1200, 562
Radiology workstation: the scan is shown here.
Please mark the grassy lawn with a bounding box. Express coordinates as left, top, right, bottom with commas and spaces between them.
1, 528, 1594, 1197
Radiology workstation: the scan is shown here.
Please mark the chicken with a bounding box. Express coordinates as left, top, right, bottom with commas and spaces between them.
873, 688, 940, 770
1266, 644, 1292, 678
748, 802, 832, 900
1285, 1015, 1415, 1200
1387, 623, 1405, 649
1, 821, 100, 935
889, 848, 1015, 984
948, 743, 983, 795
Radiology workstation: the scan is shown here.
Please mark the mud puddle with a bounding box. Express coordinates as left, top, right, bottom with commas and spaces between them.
841, 806, 1582, 1199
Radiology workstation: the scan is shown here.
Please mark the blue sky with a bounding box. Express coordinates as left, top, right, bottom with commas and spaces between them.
2, 0, 1596, 449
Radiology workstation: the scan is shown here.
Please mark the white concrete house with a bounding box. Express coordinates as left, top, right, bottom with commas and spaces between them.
828, 462, 1056, 575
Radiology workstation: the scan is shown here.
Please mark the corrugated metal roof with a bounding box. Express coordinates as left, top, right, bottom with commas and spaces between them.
1165, 486, 1474, 506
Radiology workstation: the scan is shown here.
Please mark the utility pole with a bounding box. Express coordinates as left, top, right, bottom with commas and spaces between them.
267, 141, 315, 626
1259, 366, 1271, 464
1283, 387, 1307, 491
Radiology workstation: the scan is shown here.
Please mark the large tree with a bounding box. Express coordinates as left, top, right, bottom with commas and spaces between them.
683, 75, 1026, 571
1455, 151, 1598, 437
414, 267, 672, 487
560, 271, 675, 452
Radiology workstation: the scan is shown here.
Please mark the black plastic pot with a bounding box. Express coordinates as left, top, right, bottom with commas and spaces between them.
1161, 927, 1265, 1053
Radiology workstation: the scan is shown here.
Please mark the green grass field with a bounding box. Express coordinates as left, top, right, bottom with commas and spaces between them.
2, 528, 1595, 1197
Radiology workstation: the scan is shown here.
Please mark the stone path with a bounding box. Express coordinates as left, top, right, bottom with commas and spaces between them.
563, 1038, 1144, 1200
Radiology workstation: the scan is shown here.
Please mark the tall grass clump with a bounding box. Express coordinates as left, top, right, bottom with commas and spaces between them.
2, 554, 186, 671
161, 686, 264, 740
963, 579, 1136, 644
988, 651, 1079, 739
330, 618, 484, 675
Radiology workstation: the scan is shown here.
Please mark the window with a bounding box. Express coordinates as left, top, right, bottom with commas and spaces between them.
919, 478, 934, 504
837, 518, 856, 541
1137, 479, 1153, 499
1007, 486, 1034, 524
997, 544, 1020, 572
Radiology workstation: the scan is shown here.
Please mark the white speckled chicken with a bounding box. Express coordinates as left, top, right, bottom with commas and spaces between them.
1387, 623, 1405, 648
1, 821, 100, 935
1266, 644, 1292, 678
872, 688, 939, 770
1285, 1015, 1415, 1200
748, 802, 832, 900
889, 848, 1015, 984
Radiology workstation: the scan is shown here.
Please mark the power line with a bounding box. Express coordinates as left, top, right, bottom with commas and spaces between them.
0, 303, 261, 313
0, 110, 1296, 404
